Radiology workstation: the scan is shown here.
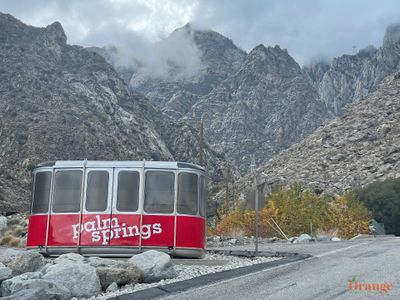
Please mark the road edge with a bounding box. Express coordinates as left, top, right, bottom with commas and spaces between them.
113, 253, 311, 300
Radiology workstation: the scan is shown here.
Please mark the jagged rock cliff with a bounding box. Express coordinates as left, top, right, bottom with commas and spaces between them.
94, 27, 330, 173
130, 24, 247, 119
0, 13, 224, 211
306, 24, 400, 115
253, 72, 400, 195
89, 23, 247, 120
188, 45, 328, 171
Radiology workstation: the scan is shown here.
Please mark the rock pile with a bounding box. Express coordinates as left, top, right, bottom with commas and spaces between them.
0, 249, 177, 299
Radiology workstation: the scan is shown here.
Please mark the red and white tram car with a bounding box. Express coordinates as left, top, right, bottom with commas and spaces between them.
27, 161, 206, 258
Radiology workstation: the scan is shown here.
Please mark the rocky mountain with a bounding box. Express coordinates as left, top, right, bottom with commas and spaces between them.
93, 26, 334, 173
252, 72, 400, 195
305, 24, 400, 115
187, 45, 329, 171
92, 22, 400, 178
0, 13, 224, 212
89, 23, 247, 120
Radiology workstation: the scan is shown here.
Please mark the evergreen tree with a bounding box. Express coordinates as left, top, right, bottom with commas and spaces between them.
356, 178, 400, 235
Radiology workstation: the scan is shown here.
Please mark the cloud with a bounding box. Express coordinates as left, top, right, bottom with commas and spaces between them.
0, 0, 197, 44
0, 0, 203, 80
191, 0, 400, 64
102, 25, 203, 80
1, 0, 400, 66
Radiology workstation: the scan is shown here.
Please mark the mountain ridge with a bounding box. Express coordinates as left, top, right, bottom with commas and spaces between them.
251, 72, 400, 195
305, 23, 400, 115
0, 13, 224, 211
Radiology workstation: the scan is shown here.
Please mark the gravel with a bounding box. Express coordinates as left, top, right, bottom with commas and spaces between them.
80, 254, 282, 300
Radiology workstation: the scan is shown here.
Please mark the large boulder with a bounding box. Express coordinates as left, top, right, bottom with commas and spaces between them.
1, 271, 41, 295
0, 262, 12, 283
128, 250, 177, 283
1, 271, 70, 299
87, 257, 141, 290
1, 277, 70, 300
54, 252, 85, 264
42, 262, 101, 297
96, 266, 140, 290
6, 251, 45, 276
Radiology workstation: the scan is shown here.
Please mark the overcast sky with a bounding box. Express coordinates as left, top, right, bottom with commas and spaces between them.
1, 0, 400, 65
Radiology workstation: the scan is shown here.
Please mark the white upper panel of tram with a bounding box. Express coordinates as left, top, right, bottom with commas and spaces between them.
36, 161, 205, 171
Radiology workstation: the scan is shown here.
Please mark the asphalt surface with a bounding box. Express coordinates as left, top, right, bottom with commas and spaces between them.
161, 237, 399, 300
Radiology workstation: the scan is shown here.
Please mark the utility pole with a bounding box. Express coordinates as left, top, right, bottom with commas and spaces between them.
251, 155, 259, 256
223, 166, 230, 212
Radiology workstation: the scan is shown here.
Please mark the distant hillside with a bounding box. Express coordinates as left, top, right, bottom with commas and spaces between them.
252, 72, 400, 195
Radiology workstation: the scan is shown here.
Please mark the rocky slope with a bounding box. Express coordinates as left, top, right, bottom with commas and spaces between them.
252, 72, 400, 195
305, 24, 400, 115
0, 13, 224, 212
188, 45, 329, 171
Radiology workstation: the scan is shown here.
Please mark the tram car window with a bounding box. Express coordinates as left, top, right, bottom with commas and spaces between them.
53, 170, 82, 213
116, 171, 140, 212
31, 172, 52, 214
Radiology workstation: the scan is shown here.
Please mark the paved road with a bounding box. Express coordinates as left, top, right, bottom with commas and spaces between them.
163, 237, 399, 299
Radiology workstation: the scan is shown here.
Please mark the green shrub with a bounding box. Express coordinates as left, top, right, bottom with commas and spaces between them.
356, 178, 400, 235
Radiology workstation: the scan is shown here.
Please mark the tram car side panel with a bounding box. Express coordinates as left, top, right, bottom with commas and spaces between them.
176, 216, 206, 249
26, 215, 48, 247
140, 215, 174, 248
47, 214, 80, 246
107, 214, 141, 247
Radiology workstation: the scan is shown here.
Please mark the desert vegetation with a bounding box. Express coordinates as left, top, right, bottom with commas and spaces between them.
210, 184, 371, 239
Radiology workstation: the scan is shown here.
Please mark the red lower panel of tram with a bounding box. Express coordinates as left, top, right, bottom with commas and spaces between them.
27, 214, 205, 250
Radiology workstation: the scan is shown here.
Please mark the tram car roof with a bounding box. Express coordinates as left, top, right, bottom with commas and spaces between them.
35, 160, 205, 171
